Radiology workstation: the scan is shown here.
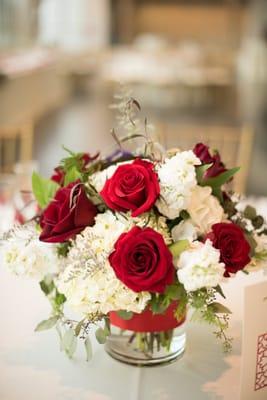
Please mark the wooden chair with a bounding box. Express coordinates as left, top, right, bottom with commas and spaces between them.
155, 123, 254, 194
0, 121, 34, 173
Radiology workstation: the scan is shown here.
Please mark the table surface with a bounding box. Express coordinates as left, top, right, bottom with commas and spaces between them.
0, 264, 265, 400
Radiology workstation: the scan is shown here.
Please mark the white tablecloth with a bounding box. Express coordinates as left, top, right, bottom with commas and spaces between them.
0, 265, 265, 400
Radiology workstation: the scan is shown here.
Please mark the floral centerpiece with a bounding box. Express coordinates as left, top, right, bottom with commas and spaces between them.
2, 93, 267, 366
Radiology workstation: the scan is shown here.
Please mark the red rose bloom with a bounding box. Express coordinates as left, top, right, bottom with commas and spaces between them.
100, 159, 160, 217
109, 226, 174, 293
51, 167, 65, 185
39, 181, 97, 243
206, 222, 251, 277
193, 143, 227, 178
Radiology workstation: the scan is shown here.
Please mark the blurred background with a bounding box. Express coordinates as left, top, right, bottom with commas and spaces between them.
1, 0, 267, 224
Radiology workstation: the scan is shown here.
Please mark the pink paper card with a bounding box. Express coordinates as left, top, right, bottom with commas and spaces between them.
240, 280, 267, 400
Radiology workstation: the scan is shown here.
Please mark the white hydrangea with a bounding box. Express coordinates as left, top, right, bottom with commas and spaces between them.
171, 220, 198, 243
57, 210, 151, 315
57, 261, 151, 315
177, 240, 225, 292
1, 223, 58, 280
156, 150, 201, 219
187, 185, 225, 235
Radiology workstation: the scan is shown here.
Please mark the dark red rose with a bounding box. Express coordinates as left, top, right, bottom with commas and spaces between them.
51, 167, 65, 185
100, 159, 160, 217
39, 181, 97, 243
193, 143, 227, 178
206, 222, 251, 277
109, 226, 174, 293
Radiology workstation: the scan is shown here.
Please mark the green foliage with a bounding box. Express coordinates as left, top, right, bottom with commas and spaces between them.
84, 337, 93, 361
32, 172, 59, 208
189, 288, 233, 352
116, 310, 133, 320
169, 240, 190, 258
35, 316, 59, 332
95, 327, 108, 344
61, 328, 77, 359
200, 167, 240, 202
64, 166, 82, 186
57, 242, 72, 258
40, 276, 55, 295
196, 163, 212, 184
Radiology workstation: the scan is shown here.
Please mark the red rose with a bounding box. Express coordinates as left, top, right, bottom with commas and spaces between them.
193, 143, 227, 178
100, 159, 160, 217
39, 181, 97, 243
109, 226, 174, 293
51, 166, 65, 185
206, 222, 251, 276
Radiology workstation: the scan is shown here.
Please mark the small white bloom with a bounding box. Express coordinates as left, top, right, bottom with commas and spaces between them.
156, 151, 201, 219
187, 185, 225, 234
171, 220, 197, 242
1, 223, 58, 280
177, 240, 225, 292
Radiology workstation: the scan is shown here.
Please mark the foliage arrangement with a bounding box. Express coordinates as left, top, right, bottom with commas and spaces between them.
2, 90, 267, 360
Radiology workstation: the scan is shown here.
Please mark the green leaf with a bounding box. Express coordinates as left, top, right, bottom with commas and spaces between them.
165, 284, 186, 300
61, 329, 77, 358
39, 277, 55, 295
169, 240, 189, 258
64, 166, 81, 186
243, 205, 257, 220
211, 302, 232, 314
75, 319, 84, 337
32, 172, 59, 209
84, 337, 93, 362
196, 163, 212, 184
95, 327, 108, 344
54, 292, 66, 306
201, 167, 240, 190
214, 285, 226, 299
34, 316, 59, 332
116, 310, 133, 320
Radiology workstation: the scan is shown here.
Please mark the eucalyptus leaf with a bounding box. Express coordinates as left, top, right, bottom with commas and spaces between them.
75, 319, 84, 337
34, 316, 59, 332
95, 327, 108, 344
61, 328, 77, 358
116, 310, 133, 320
211, 302, 232, 314
84, 337, 93, 362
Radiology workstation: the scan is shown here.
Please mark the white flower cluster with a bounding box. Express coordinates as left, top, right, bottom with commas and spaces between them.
156, 150, 201, 219
177, 240, 225, 292
1, 223, 58, 280
57, 261, 150, 315
57, 211, 151, 315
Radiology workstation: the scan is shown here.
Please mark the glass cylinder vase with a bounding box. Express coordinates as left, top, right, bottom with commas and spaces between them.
105, 302, 186, 367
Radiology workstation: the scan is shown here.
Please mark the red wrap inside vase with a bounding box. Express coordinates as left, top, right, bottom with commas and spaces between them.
109, 302, 185, 333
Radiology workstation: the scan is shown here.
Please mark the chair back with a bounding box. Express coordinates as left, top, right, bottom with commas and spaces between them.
0, 121, 34, 173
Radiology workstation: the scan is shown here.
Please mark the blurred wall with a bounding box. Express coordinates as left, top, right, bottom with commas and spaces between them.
38, 0, 111, 51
